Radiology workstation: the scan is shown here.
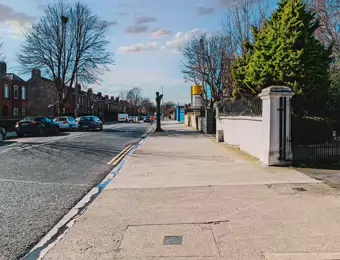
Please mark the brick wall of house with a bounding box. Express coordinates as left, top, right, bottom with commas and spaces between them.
0, 76, 28, 117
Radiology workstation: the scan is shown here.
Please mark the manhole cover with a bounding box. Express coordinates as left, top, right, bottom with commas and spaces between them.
163, 236, 183, 245
292, 187, 307, 192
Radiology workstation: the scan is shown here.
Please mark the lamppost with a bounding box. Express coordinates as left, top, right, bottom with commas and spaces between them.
60, 15, 68, 116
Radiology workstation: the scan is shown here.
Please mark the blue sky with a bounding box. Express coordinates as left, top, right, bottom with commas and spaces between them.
0, 0, 278, 104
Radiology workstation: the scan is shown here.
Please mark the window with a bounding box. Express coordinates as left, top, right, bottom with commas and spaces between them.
22, 87, 26, 100
14, 85, 18, 99
13, 107, 19, 116
4, 84, 9, 98
22, 107, 26, 116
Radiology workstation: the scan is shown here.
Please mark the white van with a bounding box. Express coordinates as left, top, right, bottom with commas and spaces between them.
118, 113, 128, 123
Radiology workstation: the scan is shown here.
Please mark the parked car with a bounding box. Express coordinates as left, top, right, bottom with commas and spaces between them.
128, 116, 134, 123
16, 117, 60, 137
0, 127, 6, 143
78, 116, 103, 131
144, 116, 151, 122
118, 113, 128, 123
54, 117, 79, 131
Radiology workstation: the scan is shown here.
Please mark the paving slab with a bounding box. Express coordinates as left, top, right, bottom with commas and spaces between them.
264, 252, 340, 260
115, 224, 219, 258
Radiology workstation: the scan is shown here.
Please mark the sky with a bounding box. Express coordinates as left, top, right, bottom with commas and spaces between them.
0, 0, 278, 105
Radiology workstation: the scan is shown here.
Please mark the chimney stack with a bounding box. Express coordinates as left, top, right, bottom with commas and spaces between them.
76, 84, 81, 92
97, 92, 102, 97
0, 62, 7, 75
32, 69, 41, 80
105, 95, 109, 100
87, 88, 93, 95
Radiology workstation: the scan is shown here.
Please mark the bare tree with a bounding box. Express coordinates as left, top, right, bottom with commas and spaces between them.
17, 1, 113, 115
181, 34, 235, 107
140, 98, 155, 114
0, 41, 5, 61
307, 0, 340, 53
120, 87, 143, 114
126, 87, 142, 108
68, 2, 114, 89
222, 0, 270, 55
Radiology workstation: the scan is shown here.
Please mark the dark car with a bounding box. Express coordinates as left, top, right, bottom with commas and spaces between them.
78, 116, 103, 131
16, 117, 60, 137
144, 116, 151, 122
0, 127, 6, 143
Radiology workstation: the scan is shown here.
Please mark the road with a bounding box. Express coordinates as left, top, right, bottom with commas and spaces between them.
0, 123, 150, 260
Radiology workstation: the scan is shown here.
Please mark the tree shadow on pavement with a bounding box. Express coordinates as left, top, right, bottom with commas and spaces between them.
152, 129, 204, 138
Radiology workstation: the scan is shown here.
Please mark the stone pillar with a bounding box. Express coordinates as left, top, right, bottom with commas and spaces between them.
215, 107, 224, 142
259, 86, 295, 166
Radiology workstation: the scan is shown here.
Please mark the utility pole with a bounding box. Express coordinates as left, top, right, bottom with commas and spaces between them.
155, 92, 163, 132
161, 86, 164, 119
74, 72, 78, 117
60, 15, 68, 116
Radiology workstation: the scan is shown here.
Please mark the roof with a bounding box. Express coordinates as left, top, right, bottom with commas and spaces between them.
3, 73, 26, 83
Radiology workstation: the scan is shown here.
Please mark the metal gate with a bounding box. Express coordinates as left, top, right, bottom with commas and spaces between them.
290, 95, 340, 166
278, 97, 289, 161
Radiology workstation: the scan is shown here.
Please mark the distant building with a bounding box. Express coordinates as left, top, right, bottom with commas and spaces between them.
26, 69, 57, 117
26, 68, 126, 119
0, 62, 28, 117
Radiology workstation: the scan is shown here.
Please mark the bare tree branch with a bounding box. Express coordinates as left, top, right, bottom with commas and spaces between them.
307, 0, 340, 53
222, 0, 270, 55
17, 0, 114, 116
181, 34, 235, 107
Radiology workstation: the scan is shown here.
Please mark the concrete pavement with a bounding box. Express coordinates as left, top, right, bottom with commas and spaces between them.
44, 122, 340, 260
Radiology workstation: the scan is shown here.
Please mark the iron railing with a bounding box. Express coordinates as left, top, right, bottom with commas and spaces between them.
218, 97, 262, 117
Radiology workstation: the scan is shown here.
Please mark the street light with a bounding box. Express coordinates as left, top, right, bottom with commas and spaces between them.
59, 15, 68, 117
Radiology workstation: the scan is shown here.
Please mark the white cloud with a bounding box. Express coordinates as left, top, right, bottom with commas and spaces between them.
136, 16, 157, 25
196, 6, 214, 16
0, 4, 36, 38
107, 20, 118, 27
165, 28, 206, 53
118, 42, 160, 53
218, 0, 263, 7
152, 29, 172, 38
126, 24, 148, 34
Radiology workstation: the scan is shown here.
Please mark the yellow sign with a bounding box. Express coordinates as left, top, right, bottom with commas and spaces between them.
191, 85, 204, 95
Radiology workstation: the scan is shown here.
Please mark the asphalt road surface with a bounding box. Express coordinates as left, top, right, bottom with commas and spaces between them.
0, 122, 150, 260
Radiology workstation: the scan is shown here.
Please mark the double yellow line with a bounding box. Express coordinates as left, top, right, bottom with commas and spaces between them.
142, 127, 154, 138
107, 144, 135, 166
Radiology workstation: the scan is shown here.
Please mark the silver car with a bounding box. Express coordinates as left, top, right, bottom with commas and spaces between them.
54, 117, 79, 131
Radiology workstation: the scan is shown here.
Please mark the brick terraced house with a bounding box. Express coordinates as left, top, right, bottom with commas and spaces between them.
0, 62, 28, 117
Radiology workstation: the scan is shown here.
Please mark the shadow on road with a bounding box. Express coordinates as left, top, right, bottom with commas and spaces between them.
0, 141, 17, 147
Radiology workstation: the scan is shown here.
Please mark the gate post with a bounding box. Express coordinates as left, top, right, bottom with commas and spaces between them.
259, 86, 295, 166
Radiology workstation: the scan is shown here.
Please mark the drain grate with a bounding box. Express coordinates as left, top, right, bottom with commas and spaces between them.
163, 236, 183, 245
292, 187, 307, 192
